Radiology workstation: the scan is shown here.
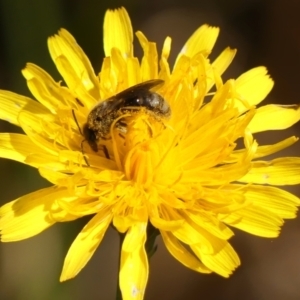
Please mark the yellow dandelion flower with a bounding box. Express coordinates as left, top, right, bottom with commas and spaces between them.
1, 6, 300, 300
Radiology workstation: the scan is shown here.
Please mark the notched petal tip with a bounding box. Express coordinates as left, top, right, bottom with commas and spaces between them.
104, 7, 133, 57
178, 24, 220, 61
60, 212, 112, 281
248, 103, 300, 133
235, 66, 274, 107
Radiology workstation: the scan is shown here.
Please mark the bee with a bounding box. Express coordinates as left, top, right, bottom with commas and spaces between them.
82, 79, 171, 155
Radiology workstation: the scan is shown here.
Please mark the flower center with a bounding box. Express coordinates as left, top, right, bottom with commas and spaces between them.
112, 112, 165, 187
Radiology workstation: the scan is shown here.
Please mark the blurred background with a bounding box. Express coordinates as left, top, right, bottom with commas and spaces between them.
1, 0, 300, 299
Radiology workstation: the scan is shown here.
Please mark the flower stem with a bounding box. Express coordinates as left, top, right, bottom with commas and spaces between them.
145, 223, 160, 259
116, 232, 125, 300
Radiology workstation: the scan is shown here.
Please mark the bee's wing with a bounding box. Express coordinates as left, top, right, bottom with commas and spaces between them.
112, 79, 164, 100
98, 79, 165, 116
97, 97, 125, 116
130, 79, 164, 91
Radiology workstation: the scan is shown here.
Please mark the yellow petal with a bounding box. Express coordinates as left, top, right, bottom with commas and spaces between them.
0, 186, 68, 241
161, 231, 211, 274
150, 215, 184, 231
28, 153, 67, 170
120, 223, 148, 300
206, 47, 236, 91
60, 210, 112, 281
254, 136, 298, 158
191, 241, 240, 277
160, 36, 172, 80
240, 157, 300, 185
212, 47, 236, 75
242, 185, 300, 219
229, 136, 298, 162
0, 133, 47, 166
182, 159, 251, 186
47, 29, 99, 102
177, 24, 219, 62
186, 211, 234, 240
104, 7, 133, 57
0, 90, 49, 126
171, 215, 231, 253
22, 63, 79, 112
17, 110, 60, 155
38, 167, 83, 186
248, 104, 300, 133
220, 204, 283, 237
235, 67, 274, 106
135, 31, 158, 80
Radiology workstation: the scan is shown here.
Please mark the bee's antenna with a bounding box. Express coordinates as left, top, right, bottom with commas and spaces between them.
72, 109, 90, 166
72, 109, 83, 135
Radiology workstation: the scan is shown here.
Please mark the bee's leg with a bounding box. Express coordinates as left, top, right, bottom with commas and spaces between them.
116, 120, 128, 134
95, 136, 110, 159
101, 145, 110, 159
80, 139, 90, 167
